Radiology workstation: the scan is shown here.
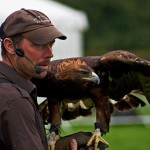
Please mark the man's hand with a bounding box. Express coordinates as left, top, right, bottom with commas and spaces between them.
55, 132, 93, 150
55, 132, 107, 150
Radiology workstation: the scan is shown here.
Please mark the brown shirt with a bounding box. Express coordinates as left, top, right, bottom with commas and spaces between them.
0, 62, 48, 150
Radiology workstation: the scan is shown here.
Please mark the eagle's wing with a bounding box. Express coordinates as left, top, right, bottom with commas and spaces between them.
99, 50, 150, 103
87, 50, 149, 138
112, 93, 146, 111
100, 50, 150, 75
61, 98, 94, 121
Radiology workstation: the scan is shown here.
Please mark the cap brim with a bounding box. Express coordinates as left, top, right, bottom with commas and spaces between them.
22, 26, 67, 45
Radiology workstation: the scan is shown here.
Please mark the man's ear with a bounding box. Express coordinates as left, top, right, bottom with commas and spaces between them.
3, 38, 15, 54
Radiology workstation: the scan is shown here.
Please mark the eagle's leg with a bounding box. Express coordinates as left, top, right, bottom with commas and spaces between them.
87, 88, 111, 150
87, 122, 109, 150
47, 98, 62, 150
47, 126, 60, 150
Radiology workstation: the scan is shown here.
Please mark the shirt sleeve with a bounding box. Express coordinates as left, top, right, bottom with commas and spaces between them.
1, 97, 45, 150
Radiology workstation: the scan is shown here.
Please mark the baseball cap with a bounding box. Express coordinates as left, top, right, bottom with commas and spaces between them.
0, 8, 67, 45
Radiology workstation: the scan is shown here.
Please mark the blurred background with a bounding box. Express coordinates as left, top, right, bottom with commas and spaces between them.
1, 0, 150, 60
0, 0, 150, 149
55, 0, 150, 60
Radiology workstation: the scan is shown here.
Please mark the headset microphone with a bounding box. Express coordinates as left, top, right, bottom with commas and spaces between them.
34, 66, 42, 74
15, 48, 42, 74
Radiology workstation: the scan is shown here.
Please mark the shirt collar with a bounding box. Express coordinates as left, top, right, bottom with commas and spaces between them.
0, 61, 36, 95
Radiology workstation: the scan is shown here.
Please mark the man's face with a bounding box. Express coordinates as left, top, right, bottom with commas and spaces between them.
15, 38, 55, 79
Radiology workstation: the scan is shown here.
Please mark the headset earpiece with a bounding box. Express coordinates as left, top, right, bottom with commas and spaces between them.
15, 48, 24, 57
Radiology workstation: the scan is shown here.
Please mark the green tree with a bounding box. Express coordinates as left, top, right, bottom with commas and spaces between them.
55, 0, 150, 59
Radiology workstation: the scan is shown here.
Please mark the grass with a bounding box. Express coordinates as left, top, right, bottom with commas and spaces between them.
106, 125, 150, 150
60, 124, 150, 150
132, 93, 150, 115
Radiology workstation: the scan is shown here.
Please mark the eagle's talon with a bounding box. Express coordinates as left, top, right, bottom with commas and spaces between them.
48, 144, 54, 150
48, 132, 60, 150
87, 129, 109, 150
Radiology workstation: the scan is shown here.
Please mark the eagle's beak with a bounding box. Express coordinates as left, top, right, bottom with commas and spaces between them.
91, 71, 100, 84
83, 71, 100, 85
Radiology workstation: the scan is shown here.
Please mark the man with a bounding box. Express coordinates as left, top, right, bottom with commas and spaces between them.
0, 8, 94, 150
0, 8, 67, 150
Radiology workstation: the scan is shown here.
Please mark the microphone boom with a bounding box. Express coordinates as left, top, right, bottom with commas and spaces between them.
15, 48, 42, 74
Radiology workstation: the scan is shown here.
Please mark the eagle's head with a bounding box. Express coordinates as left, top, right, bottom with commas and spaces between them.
50, 63, 100, 85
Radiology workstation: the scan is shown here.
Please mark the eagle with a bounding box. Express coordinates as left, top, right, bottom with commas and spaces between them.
31, 50, 150, 150
32, 62, 100, 149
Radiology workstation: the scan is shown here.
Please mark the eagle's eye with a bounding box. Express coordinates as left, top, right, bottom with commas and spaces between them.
80, 71, 88, 76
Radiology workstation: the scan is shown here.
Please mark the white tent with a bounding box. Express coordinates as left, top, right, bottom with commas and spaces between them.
0, 0, 88, 60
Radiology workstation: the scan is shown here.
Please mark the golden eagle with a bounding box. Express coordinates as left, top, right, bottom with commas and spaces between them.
32, 63, 100, 150
32, 50, 150, 150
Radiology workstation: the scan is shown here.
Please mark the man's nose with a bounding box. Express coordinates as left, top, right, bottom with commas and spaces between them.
46, 46, 53, 58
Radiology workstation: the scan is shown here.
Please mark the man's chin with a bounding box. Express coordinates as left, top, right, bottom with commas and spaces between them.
35, 71, 47, 79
